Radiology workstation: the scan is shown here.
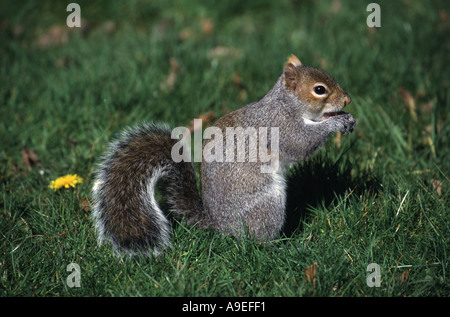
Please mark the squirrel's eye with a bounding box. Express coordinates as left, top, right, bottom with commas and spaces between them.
314, 85, 327, 95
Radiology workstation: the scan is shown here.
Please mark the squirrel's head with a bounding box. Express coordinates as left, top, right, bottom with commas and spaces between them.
283, 55, 351, 122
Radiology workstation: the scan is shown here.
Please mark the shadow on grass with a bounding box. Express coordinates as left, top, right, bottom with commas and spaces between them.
160, 151, 381, 239
282, 153, 381, 237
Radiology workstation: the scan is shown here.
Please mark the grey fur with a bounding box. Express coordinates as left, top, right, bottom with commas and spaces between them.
92, 123, 206, 256
91, 59, 356, 255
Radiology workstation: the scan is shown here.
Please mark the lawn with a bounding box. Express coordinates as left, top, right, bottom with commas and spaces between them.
0, 0, 448, 298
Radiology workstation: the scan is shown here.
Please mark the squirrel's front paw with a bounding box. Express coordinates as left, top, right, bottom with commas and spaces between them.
333, 113, 357, 134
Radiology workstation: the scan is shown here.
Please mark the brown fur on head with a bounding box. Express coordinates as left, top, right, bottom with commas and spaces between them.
283, 54, 351, 122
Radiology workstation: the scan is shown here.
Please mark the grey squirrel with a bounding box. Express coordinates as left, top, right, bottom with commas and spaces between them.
92, 55, 356, 256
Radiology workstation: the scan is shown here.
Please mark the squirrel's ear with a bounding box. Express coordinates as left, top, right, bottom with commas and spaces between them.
284, 54, 302, 91
284, 57, 301, 91
286, 54, 302, 67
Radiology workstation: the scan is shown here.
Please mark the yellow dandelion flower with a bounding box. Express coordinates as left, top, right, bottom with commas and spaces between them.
49, 174, 83, 191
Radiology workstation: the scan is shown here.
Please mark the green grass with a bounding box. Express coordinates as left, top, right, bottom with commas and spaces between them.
1, 0, 448, 297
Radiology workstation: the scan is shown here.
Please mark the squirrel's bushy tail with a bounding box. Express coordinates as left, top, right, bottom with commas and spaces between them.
92, 123, 205, 256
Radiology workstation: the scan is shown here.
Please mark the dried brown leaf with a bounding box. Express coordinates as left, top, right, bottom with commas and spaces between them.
399, 87, 417, 122
79, 197, 91, 212
305, 262, 318, 287
201, 19, 214, 35
431, 179, 443, 196
396, 270, 410, 284
21, 148, 40, 169
331, 0, 342, 13
36, 25, 69, 48
208, 46, 242, 59
179, 27, 194, 41
160, 58, 180, 91
233, 72, 242, 86
188, 112, 217, 132
439, 10, 448, 22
